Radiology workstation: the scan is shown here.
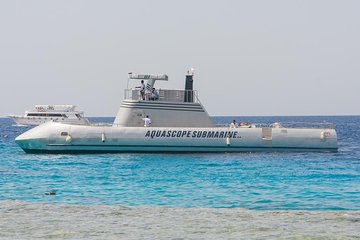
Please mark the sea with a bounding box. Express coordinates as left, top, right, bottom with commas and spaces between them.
0, 116, 359, 239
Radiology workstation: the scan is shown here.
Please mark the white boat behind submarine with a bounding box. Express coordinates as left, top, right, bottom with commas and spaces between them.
15, 72, 338, 153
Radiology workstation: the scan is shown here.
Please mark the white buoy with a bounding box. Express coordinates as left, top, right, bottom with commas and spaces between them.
65, 135, 72, 143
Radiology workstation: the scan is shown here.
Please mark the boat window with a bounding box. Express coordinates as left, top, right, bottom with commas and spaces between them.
27, 113, 64, 117
75, 114, 82, 119
60, 132, 68, 136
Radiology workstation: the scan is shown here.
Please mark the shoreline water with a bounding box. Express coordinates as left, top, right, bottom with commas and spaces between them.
1, 200, 360, 239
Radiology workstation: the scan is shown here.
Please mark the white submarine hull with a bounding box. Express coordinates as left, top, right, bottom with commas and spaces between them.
15, 122, 338, 153
15, 72, 339, 153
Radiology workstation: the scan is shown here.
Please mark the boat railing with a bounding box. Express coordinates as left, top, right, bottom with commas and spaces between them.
269, 122, 335, 129
215, 122, 334, 129
90, 122, 334, 129
124, 89, 200, 103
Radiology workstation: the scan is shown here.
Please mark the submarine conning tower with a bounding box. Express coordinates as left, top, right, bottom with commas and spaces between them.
113, 71, 214, 127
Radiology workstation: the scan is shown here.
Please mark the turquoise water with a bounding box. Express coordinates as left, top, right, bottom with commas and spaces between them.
1, 116, 359, 210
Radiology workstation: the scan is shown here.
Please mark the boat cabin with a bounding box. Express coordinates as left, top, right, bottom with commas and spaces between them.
113, 72, 214, 128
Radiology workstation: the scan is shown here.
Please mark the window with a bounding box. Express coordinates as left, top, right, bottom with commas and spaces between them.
27, 113, 63, 117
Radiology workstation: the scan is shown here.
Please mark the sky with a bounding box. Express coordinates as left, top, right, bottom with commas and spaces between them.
1, 0, 359, 117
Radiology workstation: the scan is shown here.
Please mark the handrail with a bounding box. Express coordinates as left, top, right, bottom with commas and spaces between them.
124, 89, 200, 103
91, 122, 334, 129
216, 122, 334, 129
269, 122, 334, 129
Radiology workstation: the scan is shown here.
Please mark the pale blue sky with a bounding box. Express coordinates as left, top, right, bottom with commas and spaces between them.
1, 0, 359, 116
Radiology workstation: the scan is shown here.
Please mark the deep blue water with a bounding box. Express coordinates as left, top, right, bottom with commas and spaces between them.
0, 116, 359, 210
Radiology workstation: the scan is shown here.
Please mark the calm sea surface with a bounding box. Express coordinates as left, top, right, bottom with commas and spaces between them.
1, 116, 360, 239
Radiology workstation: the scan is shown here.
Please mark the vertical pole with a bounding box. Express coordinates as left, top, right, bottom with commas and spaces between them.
184, 74, 194, 102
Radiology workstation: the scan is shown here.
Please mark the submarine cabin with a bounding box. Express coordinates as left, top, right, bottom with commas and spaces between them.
113, 72, 214, 128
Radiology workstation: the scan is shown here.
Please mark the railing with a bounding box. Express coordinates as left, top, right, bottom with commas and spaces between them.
124, 89, 200, 103
90, 122, 334, 129
269, 122, 335, 129
215, 122, 334, 129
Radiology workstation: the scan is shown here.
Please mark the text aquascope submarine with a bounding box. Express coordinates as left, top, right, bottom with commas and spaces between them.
15, 71, 338, 153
